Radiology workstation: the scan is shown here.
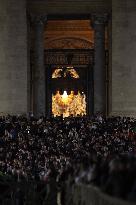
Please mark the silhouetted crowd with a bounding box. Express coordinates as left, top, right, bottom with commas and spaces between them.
0, 114, 136, 202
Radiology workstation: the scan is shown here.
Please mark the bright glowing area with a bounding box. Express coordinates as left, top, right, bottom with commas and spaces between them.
62, 91, 68, 104
62, 91, 68, 99
52, 91, 86, 118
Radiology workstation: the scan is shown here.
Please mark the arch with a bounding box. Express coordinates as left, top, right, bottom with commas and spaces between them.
45, 37, 94, 49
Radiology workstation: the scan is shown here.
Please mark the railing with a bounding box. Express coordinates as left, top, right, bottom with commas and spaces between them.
1, 174, 135, 205
0, 175, 55, 205
65, 182, 136, 205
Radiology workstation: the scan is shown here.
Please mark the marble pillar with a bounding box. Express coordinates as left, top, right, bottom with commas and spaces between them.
92, 14, 108, 115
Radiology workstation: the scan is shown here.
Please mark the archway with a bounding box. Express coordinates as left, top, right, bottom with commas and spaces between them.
30, 18, 108, 116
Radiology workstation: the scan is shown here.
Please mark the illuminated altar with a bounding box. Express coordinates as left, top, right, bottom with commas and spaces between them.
52, 90, 86, 118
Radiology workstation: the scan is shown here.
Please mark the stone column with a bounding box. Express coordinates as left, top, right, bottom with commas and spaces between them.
92, 14, 108, 115
32, 15, 47, 117
87, 64, 94, 117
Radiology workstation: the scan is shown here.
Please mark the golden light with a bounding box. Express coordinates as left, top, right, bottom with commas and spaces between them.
62, 91, 68, 98
62, 91, 68, 104
52, 90, 87, 118
52, 67, 79, 79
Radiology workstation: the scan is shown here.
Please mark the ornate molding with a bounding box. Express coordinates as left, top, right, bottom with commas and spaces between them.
44, 49, 94, 65
91, 13, 108, 27
45, 37, 94, 49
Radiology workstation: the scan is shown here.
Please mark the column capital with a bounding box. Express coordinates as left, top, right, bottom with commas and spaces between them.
91, 13, 108, 27
30, 14, 47, 26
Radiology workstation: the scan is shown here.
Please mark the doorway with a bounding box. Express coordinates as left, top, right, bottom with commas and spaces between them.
45, 50, 94, 117
30, 18, 109, 116
50, 65, 87, 117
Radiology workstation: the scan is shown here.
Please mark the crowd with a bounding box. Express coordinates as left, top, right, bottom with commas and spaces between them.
0, 114, 136, 203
